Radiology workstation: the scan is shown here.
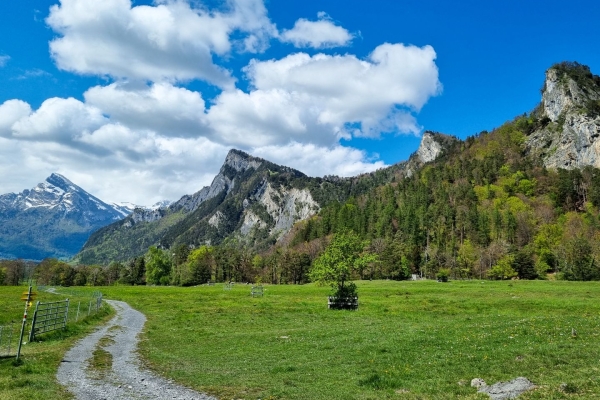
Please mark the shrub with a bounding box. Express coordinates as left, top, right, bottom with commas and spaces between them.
436, 268, 450, 282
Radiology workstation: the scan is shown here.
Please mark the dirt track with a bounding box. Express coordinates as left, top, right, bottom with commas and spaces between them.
57, 299, 215, 400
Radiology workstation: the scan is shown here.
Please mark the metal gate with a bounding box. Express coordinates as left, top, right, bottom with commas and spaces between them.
29, 299, 69, 341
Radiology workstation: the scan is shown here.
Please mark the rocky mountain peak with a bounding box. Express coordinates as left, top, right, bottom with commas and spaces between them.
223, 149, 263, 173
542, 62, 600, 122
46, 173, 76, 190
416, 131, 444, 163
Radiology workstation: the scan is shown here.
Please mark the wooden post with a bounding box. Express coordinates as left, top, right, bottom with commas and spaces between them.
16, 286, 32, 361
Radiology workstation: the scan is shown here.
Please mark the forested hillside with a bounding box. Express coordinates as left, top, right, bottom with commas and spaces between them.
291, 114, 600, 281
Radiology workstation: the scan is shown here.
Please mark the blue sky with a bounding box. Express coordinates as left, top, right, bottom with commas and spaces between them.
0, 0, 598, 205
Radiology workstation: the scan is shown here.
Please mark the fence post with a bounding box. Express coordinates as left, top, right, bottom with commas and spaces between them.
88, 300, 92, 316
28, 301, 40, 342
76, 301, 80, 322
16, 286, 32, 361
64, 299, 69, 329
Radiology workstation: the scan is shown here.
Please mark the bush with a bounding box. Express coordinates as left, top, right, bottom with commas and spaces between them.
488, 255, 518, 280
436, 268, 450, 282
332, 281, 357, 298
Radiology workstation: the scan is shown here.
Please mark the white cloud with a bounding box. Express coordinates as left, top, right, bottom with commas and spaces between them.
46, 0, 276, 87
84, 82, 208, 137
280, 14, 353, 48
206, 43, 441, 146
16, 69, 52, 80
0, 100, 32, 136
0, 55, 9, 67
10, 97, 107, 143
1, 0, 442, 209
251, 142, 387, 177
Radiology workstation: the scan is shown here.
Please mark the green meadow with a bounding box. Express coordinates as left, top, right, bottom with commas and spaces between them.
104, 280, 600, 399
2, 280, 600, 399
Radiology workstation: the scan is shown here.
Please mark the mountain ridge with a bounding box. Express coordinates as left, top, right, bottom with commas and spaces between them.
75, 132, 458, 264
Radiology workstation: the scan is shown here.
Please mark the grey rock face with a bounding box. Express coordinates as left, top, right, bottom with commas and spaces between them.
166, 149, 262, 216
130, 208, 165, 224
208, 211, 225, 228
416, 131, 445, 163
224, 149, 262, 172
239, 211, 267, 235
527, 64, 600, 170
405, 131, 458, 177
239, 182, 319, 240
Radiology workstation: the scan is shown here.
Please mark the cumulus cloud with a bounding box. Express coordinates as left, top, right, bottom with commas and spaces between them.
84, 82, 209, 137
0, 100, 32, 136
280, 13, 353, 48
46, 0, 277, 87
10, 98, 107, 143
207, 43, 441, 146
0, 38, 440, 203
251, 142, 386, 177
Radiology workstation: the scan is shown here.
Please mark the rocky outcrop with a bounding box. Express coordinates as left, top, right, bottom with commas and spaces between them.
416, 131, 445, 163
239, 211, 267, 235
526, 62, 600, 169
405, 131, 458, 177
245, 183, 319, 238
224, 149, 262, 172
208, 211, 225, 228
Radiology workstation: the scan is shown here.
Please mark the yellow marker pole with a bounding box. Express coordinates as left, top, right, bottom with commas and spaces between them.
16, 286, 32, 361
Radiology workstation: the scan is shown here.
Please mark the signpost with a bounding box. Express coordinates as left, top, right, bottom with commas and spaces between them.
16, 286, 36, 361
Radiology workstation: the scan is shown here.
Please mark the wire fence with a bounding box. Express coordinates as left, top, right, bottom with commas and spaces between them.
41, 288, 104, 326
1, 287, 105, 359
0, 323, 17, 358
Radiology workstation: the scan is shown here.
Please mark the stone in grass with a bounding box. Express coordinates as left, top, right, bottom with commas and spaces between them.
476, 377, 535, 399
471, 378, 487, 388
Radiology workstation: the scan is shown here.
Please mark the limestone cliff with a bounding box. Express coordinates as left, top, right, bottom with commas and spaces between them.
404, 131, 459, 177
526, 62, 600, 169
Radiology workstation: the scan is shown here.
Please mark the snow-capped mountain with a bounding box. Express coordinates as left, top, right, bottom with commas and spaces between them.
110, 200, 173, 215
0, 173, 132, 260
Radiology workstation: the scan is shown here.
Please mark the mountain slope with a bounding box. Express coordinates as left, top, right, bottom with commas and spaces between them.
0, 174, 130, 260
75, 135, 457, 265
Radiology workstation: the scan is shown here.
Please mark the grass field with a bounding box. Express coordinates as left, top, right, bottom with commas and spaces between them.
99, 280, 600, 399
0, 287, 113, 400
1, 280, 599, 399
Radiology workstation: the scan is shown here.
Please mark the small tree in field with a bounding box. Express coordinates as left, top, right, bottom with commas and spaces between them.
145, 246, 172, 285
309, 230, 373, 299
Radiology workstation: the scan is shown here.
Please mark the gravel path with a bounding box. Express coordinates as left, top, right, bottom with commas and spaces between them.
57, 299, 216, 400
